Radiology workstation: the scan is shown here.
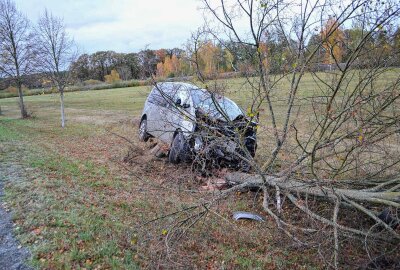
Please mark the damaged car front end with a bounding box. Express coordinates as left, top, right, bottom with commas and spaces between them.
187, 90, 258, 171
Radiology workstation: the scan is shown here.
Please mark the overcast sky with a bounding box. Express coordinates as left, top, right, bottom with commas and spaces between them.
16, 0, 204, 54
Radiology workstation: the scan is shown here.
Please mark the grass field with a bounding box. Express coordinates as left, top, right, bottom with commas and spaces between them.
0, 71, 399, 269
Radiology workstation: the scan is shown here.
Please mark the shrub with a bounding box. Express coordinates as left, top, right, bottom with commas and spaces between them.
4, 85, 29, 95
83, 79, 103, 86
104, 70, 121, 83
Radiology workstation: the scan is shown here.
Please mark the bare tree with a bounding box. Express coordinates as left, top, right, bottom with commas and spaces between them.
0, 0, 35, 118
35, 9, 76, 128
146, 0, 400, 267
185, 28, 207, 82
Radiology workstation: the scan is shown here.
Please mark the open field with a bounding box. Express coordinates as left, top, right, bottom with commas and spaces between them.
0, 72, 399, 269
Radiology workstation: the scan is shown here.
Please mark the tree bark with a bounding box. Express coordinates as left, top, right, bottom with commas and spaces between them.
225, 173, 400, 206
17, 81, 27, 118
60, 91, 65, 128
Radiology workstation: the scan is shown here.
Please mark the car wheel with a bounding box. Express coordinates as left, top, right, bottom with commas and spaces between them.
139, 118, 150, 142
246, 140, 257, 157
169, 131, 189, 164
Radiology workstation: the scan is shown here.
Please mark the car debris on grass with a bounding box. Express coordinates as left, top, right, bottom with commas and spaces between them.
232, 211, 265, 222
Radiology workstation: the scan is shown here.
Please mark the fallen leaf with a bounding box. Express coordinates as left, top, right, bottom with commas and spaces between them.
32, 228, 42, 235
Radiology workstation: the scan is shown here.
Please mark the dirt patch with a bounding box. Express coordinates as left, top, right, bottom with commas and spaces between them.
121, 139, 199, 186
52, 117, 205, 188
0, 161, 32, 270
52, 116, 241, 194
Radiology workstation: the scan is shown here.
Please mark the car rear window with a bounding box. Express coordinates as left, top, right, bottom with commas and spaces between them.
148, 86, 174, 107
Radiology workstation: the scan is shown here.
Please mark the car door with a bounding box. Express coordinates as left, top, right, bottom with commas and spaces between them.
146, 86, 169, 139
144, 88, 158, 136
155, 87, 174, 143
156, 85, 177, 143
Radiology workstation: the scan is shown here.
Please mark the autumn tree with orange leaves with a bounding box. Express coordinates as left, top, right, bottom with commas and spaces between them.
156, 54, 181, 78
199, 41, 220, 75
104, 69, 121, 83
321, 17, 345, 64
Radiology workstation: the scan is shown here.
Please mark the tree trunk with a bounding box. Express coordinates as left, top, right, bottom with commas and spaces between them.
17, 82, 27, 118
225, 173, 400, 206
60, 91, 65, 128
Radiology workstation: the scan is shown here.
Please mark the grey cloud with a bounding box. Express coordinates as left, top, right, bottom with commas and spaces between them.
16, 0, 203, 53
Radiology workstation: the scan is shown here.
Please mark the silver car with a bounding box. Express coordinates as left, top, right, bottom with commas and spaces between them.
139, 82, 257, 166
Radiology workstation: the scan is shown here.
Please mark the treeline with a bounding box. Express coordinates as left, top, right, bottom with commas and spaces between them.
307, 18, 400, 70
69, 48, 186, 83
69, 18, 400, 84
67, 44, 236, 84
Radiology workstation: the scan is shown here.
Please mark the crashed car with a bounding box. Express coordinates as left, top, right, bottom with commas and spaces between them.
139, 82, 257, 169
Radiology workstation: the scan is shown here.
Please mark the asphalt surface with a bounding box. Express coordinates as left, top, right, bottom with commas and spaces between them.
0, 161, 32, 270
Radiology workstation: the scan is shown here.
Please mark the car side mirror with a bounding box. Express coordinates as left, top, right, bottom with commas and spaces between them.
175, 98, 181, 106
182, 103, 190, 109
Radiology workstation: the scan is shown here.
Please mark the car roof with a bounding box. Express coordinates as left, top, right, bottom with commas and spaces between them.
155, 82, 200, 91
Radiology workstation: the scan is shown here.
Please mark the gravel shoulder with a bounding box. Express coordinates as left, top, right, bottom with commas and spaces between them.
0, 159, 32, 270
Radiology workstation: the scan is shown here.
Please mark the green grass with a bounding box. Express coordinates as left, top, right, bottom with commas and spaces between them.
5, 150, 142, 269
0, 85, 150, 113
0, 120, 21, 141
0, 78, 151, 99
1, 68, 398, 117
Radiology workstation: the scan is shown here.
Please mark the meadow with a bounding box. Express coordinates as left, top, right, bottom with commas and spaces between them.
0, 70, 399, 269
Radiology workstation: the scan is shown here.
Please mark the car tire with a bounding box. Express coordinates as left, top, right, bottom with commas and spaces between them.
245, 140, 257, 158
169, 131, 188, 164
139, 118, 150, 142
250, 142, 257, 157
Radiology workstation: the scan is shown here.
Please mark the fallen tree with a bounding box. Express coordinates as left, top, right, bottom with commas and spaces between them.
226, 173, 400, 209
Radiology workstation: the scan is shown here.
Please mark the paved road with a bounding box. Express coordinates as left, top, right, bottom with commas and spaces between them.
0, 161, 32, 270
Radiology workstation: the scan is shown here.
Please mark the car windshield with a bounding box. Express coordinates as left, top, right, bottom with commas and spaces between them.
191, 89, 243, 121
